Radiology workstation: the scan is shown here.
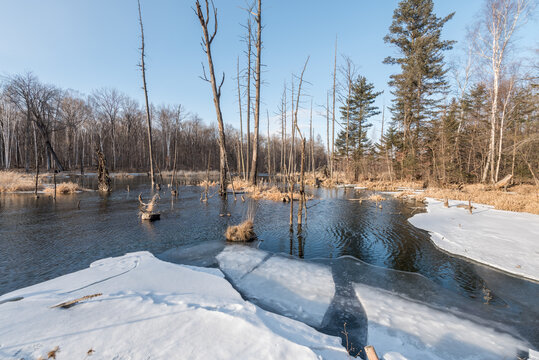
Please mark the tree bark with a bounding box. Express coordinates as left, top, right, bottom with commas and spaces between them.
249, 0, 262, 185
138, 0, 155, 188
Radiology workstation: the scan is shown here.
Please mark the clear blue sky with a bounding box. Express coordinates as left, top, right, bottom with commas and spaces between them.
0, 0, 536, 142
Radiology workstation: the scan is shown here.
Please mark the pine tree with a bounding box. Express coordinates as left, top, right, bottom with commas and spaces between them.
383, 0, 455, 178
335, 75, 382, 162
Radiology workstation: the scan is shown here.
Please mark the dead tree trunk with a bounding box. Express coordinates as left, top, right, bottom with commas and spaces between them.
195, 0, 228, 196
249, 0, 262, 185
96, 148, 111, 192
237, 57, 245, 179
331, 36, 337, 180
138, 0, 155, 189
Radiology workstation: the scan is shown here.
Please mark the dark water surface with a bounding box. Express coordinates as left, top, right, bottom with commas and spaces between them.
1, 175, 538, 350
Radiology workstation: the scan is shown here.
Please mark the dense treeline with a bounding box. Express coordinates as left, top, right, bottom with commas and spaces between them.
331, 0, 538, 185
0, 73, 327, 175
0, 0, 537, 186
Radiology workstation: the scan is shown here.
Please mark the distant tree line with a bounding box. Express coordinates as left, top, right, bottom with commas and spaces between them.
0, 0, 537, 187
330, 0, 537, 185
0, 72, 327, 176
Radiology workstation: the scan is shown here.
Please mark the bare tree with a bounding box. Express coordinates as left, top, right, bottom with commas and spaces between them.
6, 73, 65, 171
137, 0, 156, 188
236, 57, 245, 178
249, 0, 262, 185
90, 88, 123, 171
195, 0, 228, 196
331, 36, 337, 179
474, 0, 531, 183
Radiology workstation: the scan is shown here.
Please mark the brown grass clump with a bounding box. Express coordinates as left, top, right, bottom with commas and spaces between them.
199, 179, 218, 187
113, 172, 135, 178
356, 179, 425, 191
424, 186, 539, 214
225, 219, 256, 242
0, 171, 41, 192
248, 185, 311, 202
392, 191, 426, 202
368, 194, 386, 202
44, 182, 80, 195
228, 177, 251, 190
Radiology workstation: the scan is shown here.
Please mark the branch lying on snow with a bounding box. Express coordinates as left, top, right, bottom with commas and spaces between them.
51, 293, 102, 309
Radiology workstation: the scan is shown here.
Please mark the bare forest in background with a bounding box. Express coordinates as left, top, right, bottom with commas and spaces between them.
0, 0, 537, 187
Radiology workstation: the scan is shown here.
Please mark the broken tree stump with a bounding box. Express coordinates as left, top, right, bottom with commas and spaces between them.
138, 193, 161, 221
364, 345, 379, 360
494, 174, 512, 190
96, 148, 111, 193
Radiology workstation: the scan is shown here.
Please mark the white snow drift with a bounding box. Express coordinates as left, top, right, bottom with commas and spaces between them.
354, 283, 529, 360
0, 252, 347, 360
409, 198, 539, 281
217, 245, 335, 327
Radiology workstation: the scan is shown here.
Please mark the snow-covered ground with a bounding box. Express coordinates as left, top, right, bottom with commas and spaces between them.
409, 198, 539, 281
0, 252, 347, 360
355, 283, 529, 360
1, 244, 535, 360
216, 245, 533, 360
217, 246, 335, 327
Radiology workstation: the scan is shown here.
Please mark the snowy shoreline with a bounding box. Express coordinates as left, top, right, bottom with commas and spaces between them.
0, 252, 347, 360
0, 247, 535, 359
409, 197, 539, 282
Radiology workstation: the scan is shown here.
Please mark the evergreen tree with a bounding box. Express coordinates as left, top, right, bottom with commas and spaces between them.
335, 75, 382, 160
383, 0, 455, 178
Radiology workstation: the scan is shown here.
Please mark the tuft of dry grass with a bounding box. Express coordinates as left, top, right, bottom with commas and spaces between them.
248, 185, 311, 202
199, 179, 218, 187
368, 194, 386, 202
423, 186, 539, 214
43, 182, 80, 195
47, 346, 60, 359
112, 172, 135, 178
0, 171, 41, 192
225, 219, 256, 242
392, 191, 426, 202
228, 177, 251, 190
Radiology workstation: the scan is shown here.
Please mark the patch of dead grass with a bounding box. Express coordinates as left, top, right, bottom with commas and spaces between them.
368, 194, 386, 202
0, 171, 41, 192
198, 179, 218, 187
424, 186, 539, 214
44, 182, 80, 195
225, 219, 256, 242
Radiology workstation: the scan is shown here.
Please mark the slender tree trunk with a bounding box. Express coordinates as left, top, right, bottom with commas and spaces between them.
237, 57, 245, 179
266, 109, 271, 177
331, 36, 337, 179
138, 0, 155, 188
245, 17, 252, 180
326, 92, 330, 172
249, 0, 262, 185
195, 0, 228, 196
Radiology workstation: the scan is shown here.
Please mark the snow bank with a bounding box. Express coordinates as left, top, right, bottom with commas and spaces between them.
409, 198, 539, 281
217, 245, 335, 327
354, 283, 530, 360
0, 252, 347, 360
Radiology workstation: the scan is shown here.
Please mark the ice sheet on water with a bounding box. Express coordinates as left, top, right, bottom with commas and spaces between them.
355, 283, 529, 360
409, 198, 539, 281
215, 246, 536, 360
157, 240, 226, 267
216, 245, 335, 327
0, 252, 348, 360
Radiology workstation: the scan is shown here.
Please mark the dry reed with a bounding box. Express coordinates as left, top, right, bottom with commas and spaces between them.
225, 219, 256, 242
368, 194, 386, 202
43, 182, 80, 195
0, 171, 41, 192
423, 186, 539, 214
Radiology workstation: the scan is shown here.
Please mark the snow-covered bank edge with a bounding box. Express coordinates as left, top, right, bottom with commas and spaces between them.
409, 197, 539, 282
0, 252, 347, 360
